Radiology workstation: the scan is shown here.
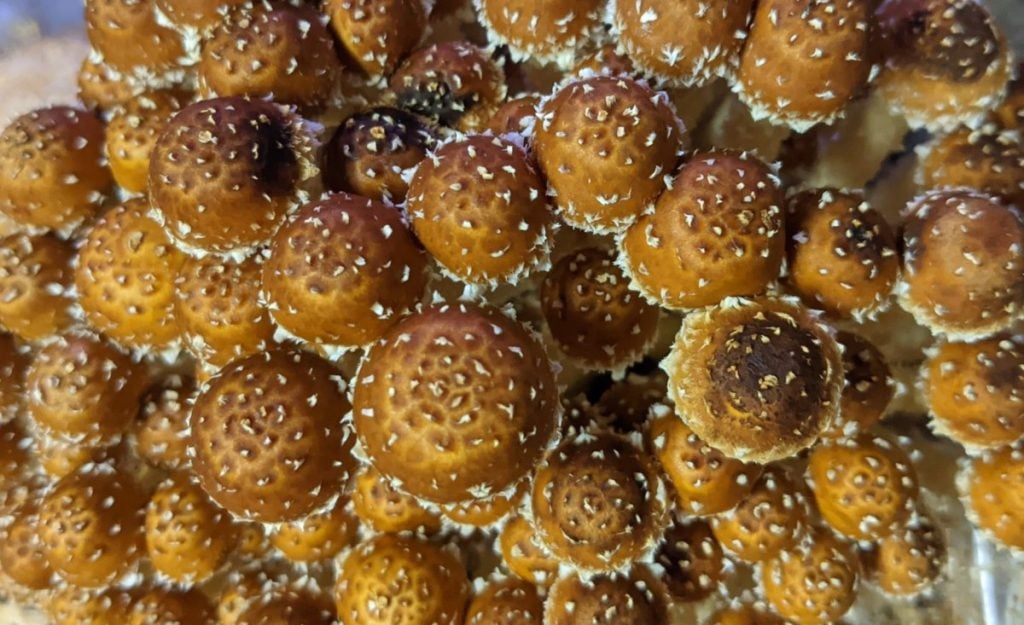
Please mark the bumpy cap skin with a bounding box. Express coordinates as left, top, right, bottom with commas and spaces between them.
498, 515, 560, 586
76, 198, 186, 350
786, 188, 899, 319
390, 42, 507, 131
861, 510, 947, 597
326, 0, 427, 79
544, 568, 671, 625
0, 233, 75, 341
465, 578, 543, 625
335, 535, 469, 625
760, 527, 860, 625
105, 90, 190, 194
595, 371, 668, 434
487, 95, 541, 137
706, 604, 788, 625
663, 296, 843, 463
620, 150, 784, 310
323, 107, 437, 203
0, 333, 28, 424
711, 466, 807, 563
237, 590, 337, 625
656, 519, 725, 602
0, 494, 52, 591
188, 349, 355, 522
925, 336, 1024, 451
77, 56, 135, 114
199, 4, 341, 107
0, 420, 31, 491
875, 0, 1013, 131
85, 0, 185, 74
149, 96, 308, 255
351, 465, 441, 534
534, 75, 684, 234
262, 192, 430, 350
613, 0, 753, 86
408, 134, 556, 287
918, 124, 1024, 209
736, 0, 872, 131
45, 587, 137, 625
26, 334, 148, 444
993, 68, 1024, 131
899, 189, 1024, 341
155, 0, 249, 33
440, 481, 523, 528
128, 587, 216, 625
825, 330, 895, 439
133, 374, 195, 470
808, 435, 918, 541
270, 495, 357, 562
476, 0, 604, 67
531, 432, 668, 573
352, 302, 559, 504
0, 106, 111, 232
646, 410, 763, 516
960, 445, 1024, 551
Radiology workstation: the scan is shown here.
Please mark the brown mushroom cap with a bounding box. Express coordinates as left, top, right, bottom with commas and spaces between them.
706, 604, 789, 625
33, 431, 105, 479
353, 302, 559, 504
0, 106, 111, 232
620, 150, 784, 310
711, 466, 807, 563
45, 586, 136, 625
0, 494, 53, 591
824, 330, 896, 439
656, 518, 725, 602
992, 68, 1024, 131
0, 232, 75, 341
237, 589, 337, 625
785, 188, 899, 319
959, 445, 1024, 551
898, 188, 1024, 341
262, 192, 430, 351
78, 56, 135, 113
270, 496, 358, 563
464, 578, 542, 625
326, 0, 427, 79
477, 0, 604, 67
486, 95, 541, 136
497, 515, 559, 586
188, 350, 355, 523
105, 89, 190, 194
0, 334, 28, 424
350, 465, 441, 534
544, 568, 671, 625
0, 420, 31, 491
85, 0, 185, 74
534, 75, 684, 234
860, 509, 947, 596
612, 0, 754, 86
128, 587, 216, 625
440, 481, 524, 528
133, 374, 194, 471
154, 0, 249, 33
918, 124, 1024, 209
335, 534, 469, 625
663, 296, 843, 463
594, 370, 668, 434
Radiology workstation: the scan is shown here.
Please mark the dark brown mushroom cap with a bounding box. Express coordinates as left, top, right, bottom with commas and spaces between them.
128, 587, 216, 625
594, 370, 668, 434
0, 232, 75, 342
46, 586, 137, 625
477, 0, 604, 66
85, 0, 185, 74
486, 95, 541, 136
465, 578, 543, 625
105, 89, 190, 194
325, 0, 427, 79
237, 590, 337, 625
544, 568, 671, 625
918, 124, 1024, 209
656, 518, 725, 602
133, 374, 195, 470
860, 509, 947, 596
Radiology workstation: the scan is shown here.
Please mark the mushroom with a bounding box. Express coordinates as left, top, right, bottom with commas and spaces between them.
711, 466, 808, 563
498, 515, 560, 587
132, 374, 195, 471
127, 587, 216, 625
326, 0, 427, 80
440, 481, 525, 529
0, 334, 28, 425
465, 578, 543, 625
236, 589, 338, 625
486, 94, 542, 137
823, 330, 897, 439
350, 465, 441, 535
0, 233, 76, 342
544, 567, 671, 625
269, 496, 357, 563
105, 89, 190, 194
85, 0, 185, 77
655, 518, 726, 603
0, 486, 51, 591
916, 124, 1024, 209
860, 507, 947, 597
155, 0, 250, 35
475, 0, 604, 68
958, 444, 1024, 553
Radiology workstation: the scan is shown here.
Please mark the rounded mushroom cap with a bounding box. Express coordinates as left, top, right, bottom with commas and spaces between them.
465, 577, 543, 625
0, 106, 111, 232
486, 95, 541, 137
188, 349, 354, 523
26, 334, 148, 444
270, 495, 358, 562
918, 124, 1024, 209
477, 0, 604, 67
45, 586, 137, 625
105, 89, 190, 194
233, 522, 270, 561
785, 188, 900, 319
760, 527, 860, 625
323, 107, 437, 203
861, 509, 947, 596
898, 188, 1024, 341
656, 518, 725, 602
325, 0, 427, 78
0, 333, 29, 424
262, 192, 429, 351
711, 466, 807, 563
350, 465, 441, 534
620, 150, 785, 310
825, 331, 896, 439
497, 515, 559, 586
534, 75, 683, 234
133, 374, 194, 470
0, 420, 31, 491
541, 247, 660, 371
594, 370, 668, 434
808, 435, 918, 541
154, 0, 249, 33
875, 0, 1013, 131
993, 68, 1024, 131
706, 603, 788, 625
77, 56, 135, 113
390, 42, 506, 131
572, 45, 637, 79
959, 444, 1024, 551
736, 0, 872, 131
440, 481, 524, 528
76, 198, 186, 350
149, 96, 308, 255
663, 296, 843, 463
531, 432, 668, 573
199, 4, 341, 107
925, 335, 1024, 451
646, 410, 763, 516
38, 462, 147, 588
0, 232, 75, 341
408, 134, 556, 287
85, 0, 185, 74
145, 472, 236, 584
353, 302, 559, 505
0, 494, 53, 591
236, 589, 337, 625
128, 586, 216, 625
335, 534, 469, 625
612, 0, 754, 86
544, 568, 671, 625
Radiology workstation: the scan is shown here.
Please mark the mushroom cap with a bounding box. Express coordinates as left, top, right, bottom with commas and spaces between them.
594, 370, 668, 434
76, 198, 186, 350
149, 96, 308, 255
188, 349, 354, 523
105, 89, 190, 194
656, 518, 725, 602
85, 0, 185, 73
706, 603, 789, 625
335, 534, 469, 625
992, 67, 1024, 131
544, 567, 671, 625
486, 95, 541, 137
440, 481, 524, 528
128, 586, 216, 625
236, 589, 337, 625
824, 330, 896, 440
959, 445, 1024, 551
0, 333, 28, 424
534, 75, 684, 234
531, 432, 668, 573
711, 466, 807, 563
860, 509, 947, 597
612, 0, 754, 86
619, 150, 784, 310
0, 232, 75, 341
269, 495, 358, 563
350, 465, 441, 534
133, 374, 194, 471
572, 45, 637, 79
325, 0, 427, 78
262, 192, 430, 350
785, 188, 899, 319
45, 586, 137, 625
898, 188, 1024, 341
408, 134, 556, 287
0, 420, 31, 491
0, 494, 53, 591
497, 515, 559, 587
353, 302, 559, 505
662, 296, 843, 463
476, 0, 604, 67
918, 124, 1024, 209
154, 0, 250, 33
233, 522, 271, 561
924, 335, 1024, 451
77, 56, 135, 113
646, 410, 763, 516
808, 435, 918, 541
465, 577, 543, 625
0, 106, 111, 232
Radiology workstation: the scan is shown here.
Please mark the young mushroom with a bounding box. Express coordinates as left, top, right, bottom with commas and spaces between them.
84, 0, 185, 77
544, 567, 671, 625
269, 496, 358, 563
350, 465, 441, 535
823, 330, 897, 439
105, 89, 190, 194
498, 515, 560, 587
465, 577, 543, 625
655, 518, 726, 603
711, 466, 808, 563
0, 233, 76, 342
958, 444, 1024, 553
325, 0, 428, 80
475, 0, 604, 68
860, 508, 947, 597
917, 124, 1024, 209
132, 374, 195, 471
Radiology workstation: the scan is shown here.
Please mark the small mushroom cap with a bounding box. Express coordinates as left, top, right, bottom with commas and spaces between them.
594, 370, 668, 434
861, 509, 947, 596
706, 603, 789, 625
133, 374, 194, 470
823, 330, 896, 439
440, 480, 524, 528
544, 567, 671, 625
34, 432, 105, 479
487, 95, 541, 136
128, 586, 216, 625
572, 45, 637, 79
236, 589, 337, 625
656, 518, 725, 602
155, 0, 250, 33
45, 586, 137, 625
959, 445, 1024, 551
497, 515, 559, 586
0, 106, 111, 232
992, 67, 1024, 130
0, 420, 31, 490
918, 124, 1024, 208
326, 0, 427, 78
270, 495, 358, 563
335, 534, 469, 625
465, 577, 543, 625
85, 0, 185, 74
619, 150, 785, 310
77, 56, 134, 113
476, 0, 604, 67
898, 188, 1024, 341
0, 494, 53, 591
0, 232, 75, 341
105, 89, 190, 194
351, 465, 441, 534
662, 296, 843, 463
711, 466, 808, 563
0, 333, 29, 423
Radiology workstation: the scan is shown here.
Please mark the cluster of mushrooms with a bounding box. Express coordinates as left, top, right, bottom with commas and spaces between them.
1, 0, 1024, 624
